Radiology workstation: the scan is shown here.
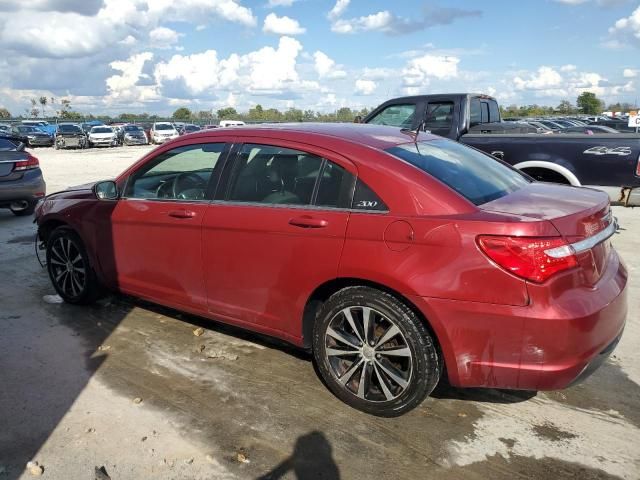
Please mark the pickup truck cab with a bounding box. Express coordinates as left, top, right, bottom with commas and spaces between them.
364, 93, 640, 206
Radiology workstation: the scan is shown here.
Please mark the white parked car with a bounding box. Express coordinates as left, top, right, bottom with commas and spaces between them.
151, 122, 179, 144
88, 126, 118, 147
219, 120, 246, 128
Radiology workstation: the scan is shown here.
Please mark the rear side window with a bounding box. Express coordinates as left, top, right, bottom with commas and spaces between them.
315, 161, 354, 208
488, 101, 500, 123
424, 102, 454, 131
386, 139, 530, 205
470, 98, 481, 126
229, 144, 323, 205
352, 180, 387, 211
367, 104, 416, 128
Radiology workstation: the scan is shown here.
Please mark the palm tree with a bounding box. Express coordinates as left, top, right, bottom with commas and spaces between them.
39, 96, 48, 118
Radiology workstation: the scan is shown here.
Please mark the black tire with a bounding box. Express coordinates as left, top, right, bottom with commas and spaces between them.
10, 201, 36, 216
312, 286, 440, 417
46, 226, 103, 305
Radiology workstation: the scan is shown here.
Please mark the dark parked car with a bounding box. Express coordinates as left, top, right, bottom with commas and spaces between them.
559, 125, 621, 134
180, 124, 202, 135
11, 125, 54, 147
120, 125, 148, 145
55, 124, 87, 149
364, 93, 640, 206
0, 134, 46, 215
35, 124, 626, 416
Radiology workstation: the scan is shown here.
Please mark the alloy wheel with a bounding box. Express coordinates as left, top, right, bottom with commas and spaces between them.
324, 306, 413, 402
49, 236, 86, 298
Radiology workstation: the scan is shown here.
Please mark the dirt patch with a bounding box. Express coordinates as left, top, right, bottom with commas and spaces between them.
532, 423, 578, 442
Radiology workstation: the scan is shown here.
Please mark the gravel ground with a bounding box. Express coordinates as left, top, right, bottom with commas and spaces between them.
0, 145, 638, 480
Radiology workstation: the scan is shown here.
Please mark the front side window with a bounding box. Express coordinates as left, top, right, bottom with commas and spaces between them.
126, 143, 225, 201
368, 104, 416, 128
424, 102, 454, 132
386, 139, 530, 205
229, 144, 323, 205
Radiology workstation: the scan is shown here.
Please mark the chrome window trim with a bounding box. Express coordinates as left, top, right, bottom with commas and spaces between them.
208, 199, 389, 214
120, 197, 210, 205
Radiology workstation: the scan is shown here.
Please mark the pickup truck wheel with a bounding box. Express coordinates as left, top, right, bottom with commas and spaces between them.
312, 286, 440, 417
521, 167, 571, 185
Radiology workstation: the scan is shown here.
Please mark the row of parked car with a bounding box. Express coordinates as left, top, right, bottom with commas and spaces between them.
0, 119, 247, 150
505, 115, 633, 134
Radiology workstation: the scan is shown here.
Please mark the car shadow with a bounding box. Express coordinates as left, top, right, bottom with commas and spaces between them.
431, 378, 537, 404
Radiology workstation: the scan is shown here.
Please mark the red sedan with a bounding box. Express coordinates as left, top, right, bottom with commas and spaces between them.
35, 123, 627, 416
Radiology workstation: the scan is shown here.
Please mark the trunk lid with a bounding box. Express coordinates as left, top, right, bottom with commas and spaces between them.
481, 182, 613, 285
0, 151, 27, 178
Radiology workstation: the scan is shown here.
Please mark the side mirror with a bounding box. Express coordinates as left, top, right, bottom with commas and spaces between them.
94, 180, 119, 200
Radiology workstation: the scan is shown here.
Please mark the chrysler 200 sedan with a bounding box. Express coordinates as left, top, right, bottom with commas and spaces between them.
34, 123, 627, 416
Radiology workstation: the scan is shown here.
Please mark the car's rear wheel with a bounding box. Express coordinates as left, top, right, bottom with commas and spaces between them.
46, 227, 102, 304
10, 200, 36, 216
312, 286, 440, 417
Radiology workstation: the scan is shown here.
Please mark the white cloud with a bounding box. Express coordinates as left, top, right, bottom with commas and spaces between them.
328, 0, 350, 20
608, 5, 640, 48
355, 79, 376, 95
623, 68, 638, 77
361, 67, 393, 80
106, 52, 160, 104
332, 11, 393, 34
513, 66, 563, 91
267, 0, 299, 6
149, 27, 181, 46
263, 13, 305, 35
402, 54, 460, 88
313, 51, 347, 79
242, 36, 305, 91
560, 64, 577, 72
330, 6, 481, 35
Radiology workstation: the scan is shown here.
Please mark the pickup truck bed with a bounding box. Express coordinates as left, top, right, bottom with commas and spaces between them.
364, 93, 640, 206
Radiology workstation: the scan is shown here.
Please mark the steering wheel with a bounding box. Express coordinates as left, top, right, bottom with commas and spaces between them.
172, 172, 207, 199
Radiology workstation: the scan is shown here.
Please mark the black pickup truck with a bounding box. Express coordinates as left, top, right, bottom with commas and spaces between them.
363, 93, 640, 206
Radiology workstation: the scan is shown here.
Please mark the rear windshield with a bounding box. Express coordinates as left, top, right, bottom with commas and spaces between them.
58, 125, 82, 133
91, 127, 113, 133
155, 124, 174, 130
386, 139, 530, 205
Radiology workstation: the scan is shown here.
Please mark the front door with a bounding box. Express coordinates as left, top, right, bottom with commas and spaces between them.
110, 142, 228, 311
202, 141, 356, 340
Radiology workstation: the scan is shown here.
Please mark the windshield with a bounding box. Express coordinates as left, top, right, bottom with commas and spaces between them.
185, 125, 200, 131
386, 139, 530, 205
367, 104, 416, 128
124, 125, 143, 132
155, 123, 174, 130
91, 127, 113, 134
58, 125, 82, 133
0, 138, 19, 150
17, 126, 37, 133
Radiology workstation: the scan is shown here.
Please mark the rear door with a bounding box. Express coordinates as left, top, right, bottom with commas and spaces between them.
201, 139, 356, 340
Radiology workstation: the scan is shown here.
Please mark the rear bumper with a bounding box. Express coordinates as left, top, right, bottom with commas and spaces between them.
410, 249, 628, 391
0, 169, 46, 206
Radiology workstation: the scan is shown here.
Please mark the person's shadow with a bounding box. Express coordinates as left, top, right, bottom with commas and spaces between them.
257, 431, 340, 480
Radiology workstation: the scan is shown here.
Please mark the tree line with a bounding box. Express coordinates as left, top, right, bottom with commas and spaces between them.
0, 91, 635, 123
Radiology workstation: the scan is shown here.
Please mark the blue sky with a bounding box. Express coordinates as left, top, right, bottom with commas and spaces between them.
0, 0, 637, 115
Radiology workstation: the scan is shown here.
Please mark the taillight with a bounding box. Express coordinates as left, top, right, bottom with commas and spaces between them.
477, 236, 578, 283
636, 152, 640, 177
14, 154, 39, 171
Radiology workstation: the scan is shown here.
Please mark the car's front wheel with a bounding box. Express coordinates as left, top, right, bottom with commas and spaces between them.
46, 227, 102, 304
312, 286, 441, 417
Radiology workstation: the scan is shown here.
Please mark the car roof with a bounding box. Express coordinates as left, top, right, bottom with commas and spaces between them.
189, 123, 435, 150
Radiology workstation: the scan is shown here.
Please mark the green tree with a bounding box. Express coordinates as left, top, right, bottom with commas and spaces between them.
0, 107, 10, 119
197, 110, 213, 121
556, 100, 574, 115
576, 91, 604, 115
172, 107, 192, 121
217, 107, 238, 120
248, 104, 264, 121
